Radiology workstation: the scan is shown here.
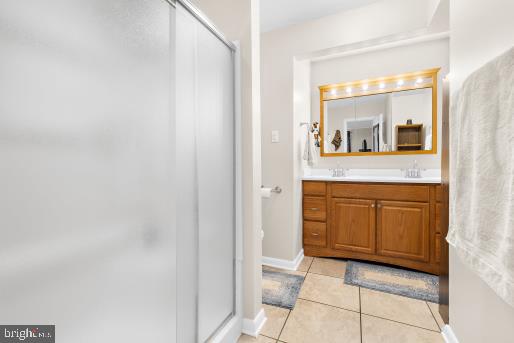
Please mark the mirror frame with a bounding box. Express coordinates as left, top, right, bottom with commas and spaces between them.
319, 68, 440, 157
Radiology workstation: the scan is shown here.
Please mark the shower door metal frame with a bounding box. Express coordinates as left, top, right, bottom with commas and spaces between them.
205, 41, 242, 343
169, 0, 242, 341
165, 0, 237, 52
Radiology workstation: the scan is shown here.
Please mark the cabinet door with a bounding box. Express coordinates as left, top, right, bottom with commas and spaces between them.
377, 201, 430, 262
331, 198, 376, 254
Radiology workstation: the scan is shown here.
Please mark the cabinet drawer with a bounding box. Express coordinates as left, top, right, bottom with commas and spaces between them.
303, 221, 327, 247
303, 181, 326, 196
303, 197, 326, 221
331, 183, 429, 202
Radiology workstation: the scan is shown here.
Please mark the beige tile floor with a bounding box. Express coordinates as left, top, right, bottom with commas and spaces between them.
239, 257, 445, 343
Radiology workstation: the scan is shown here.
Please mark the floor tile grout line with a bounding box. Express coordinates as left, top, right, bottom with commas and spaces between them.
297, 297, 360, 315
425, 301, 443, 331
359, 287, 363, 343
276, 310, 291, 342
260, 333, 276, 340
305, 256, 314, 273
361, 312, 442, 333
304, 270, 346, 280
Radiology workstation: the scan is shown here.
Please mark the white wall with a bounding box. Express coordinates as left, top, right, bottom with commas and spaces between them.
191, 0, 263, 324
291, 60, 311, 260
261, 0, 448, 262
449, 0, 514, 342
311, 38, 448, 168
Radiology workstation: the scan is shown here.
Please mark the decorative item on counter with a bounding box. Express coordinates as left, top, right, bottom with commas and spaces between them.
406, 119, 413, 125
311, 122, 320, 147
359, 139, 372, 152
332, 129, 342, 151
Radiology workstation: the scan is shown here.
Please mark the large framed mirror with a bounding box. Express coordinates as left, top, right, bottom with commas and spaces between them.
319, 68, 439, 156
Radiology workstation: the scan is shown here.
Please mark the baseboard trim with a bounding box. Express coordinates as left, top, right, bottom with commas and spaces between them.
242, 308, 267, 337
209, 315, 242, 343
442, 325, 459, 343
262, 249, 304, 271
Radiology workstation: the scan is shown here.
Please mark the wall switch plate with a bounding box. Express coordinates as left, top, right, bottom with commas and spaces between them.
271, 130, 280, 143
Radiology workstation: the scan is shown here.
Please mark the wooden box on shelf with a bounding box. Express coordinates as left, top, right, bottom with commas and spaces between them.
396, 124, 423, 151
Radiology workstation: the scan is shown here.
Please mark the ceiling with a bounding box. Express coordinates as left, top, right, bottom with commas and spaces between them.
260, 0, 383, 33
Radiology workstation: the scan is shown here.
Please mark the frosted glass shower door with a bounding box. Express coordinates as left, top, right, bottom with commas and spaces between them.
176, 3, 236, 342
196, 17, 235, 343
0, 1, 177, 342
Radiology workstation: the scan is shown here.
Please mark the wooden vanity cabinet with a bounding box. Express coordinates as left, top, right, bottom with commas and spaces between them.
303, 181, 441, 275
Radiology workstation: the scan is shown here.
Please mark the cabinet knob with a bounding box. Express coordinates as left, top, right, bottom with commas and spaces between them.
371, 204, 375, 208
377, 204, 382, 208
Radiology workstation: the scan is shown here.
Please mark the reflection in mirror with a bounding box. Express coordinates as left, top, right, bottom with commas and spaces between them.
391, 88, 433, 151
354, 94, 387, 153
324, 98, 355, 153
320, 68, 438, 156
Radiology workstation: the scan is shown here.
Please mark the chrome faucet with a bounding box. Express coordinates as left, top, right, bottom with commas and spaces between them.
405, 160, 421, 178
331, 163, 346, 177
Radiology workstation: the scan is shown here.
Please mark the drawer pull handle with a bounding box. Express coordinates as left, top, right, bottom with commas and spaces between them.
311, 233, 319, 236
310, 208, 320, 211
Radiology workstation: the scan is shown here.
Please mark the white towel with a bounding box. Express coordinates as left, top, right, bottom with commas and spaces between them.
303, 128, 317, 166
447, 47, 514, 307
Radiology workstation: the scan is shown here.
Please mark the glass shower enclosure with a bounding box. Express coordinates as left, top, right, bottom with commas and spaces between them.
0, 0, 239, 342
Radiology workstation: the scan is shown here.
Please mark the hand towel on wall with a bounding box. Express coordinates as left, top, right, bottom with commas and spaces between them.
303, 127, 317, 166
447, 47, 514, 307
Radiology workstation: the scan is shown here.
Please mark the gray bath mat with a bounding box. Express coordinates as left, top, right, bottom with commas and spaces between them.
262, 270, 305, 309
344, 260, 439, 303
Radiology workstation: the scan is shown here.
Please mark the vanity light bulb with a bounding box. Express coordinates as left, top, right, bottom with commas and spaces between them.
362, 84, 369, 91
379, 82, 385, 89
346, 87, 352, 94
397, 79, 404, 86
330, 88, 337, 95
416, 77, 423, 84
